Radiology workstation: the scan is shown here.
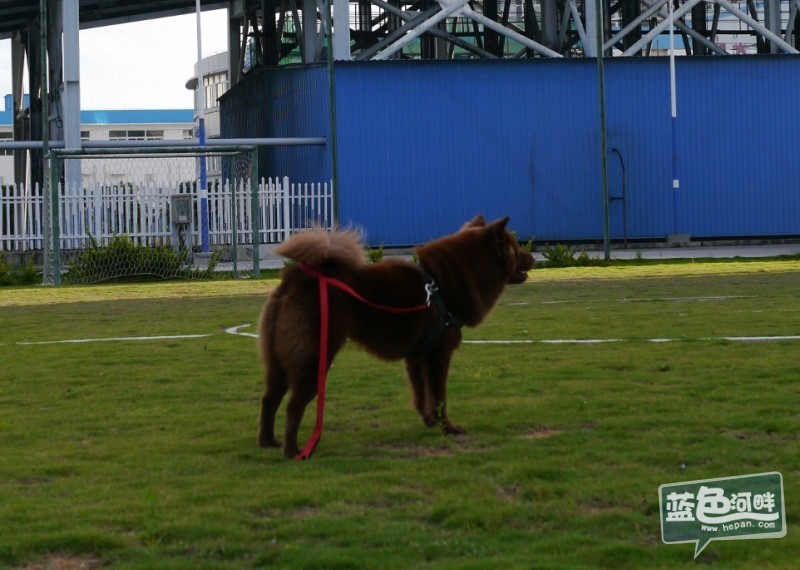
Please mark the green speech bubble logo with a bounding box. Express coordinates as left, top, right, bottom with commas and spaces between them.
659, 472, 786, 558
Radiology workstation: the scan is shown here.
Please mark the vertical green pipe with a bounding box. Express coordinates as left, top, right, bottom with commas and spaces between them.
326, 0, 340, 226
40, 0, 48, 156
50, 152, 61, 285
250, 147, 260, 278
594, 0, 611, 260
41, 0, 56, 283
230, 156, 239, 278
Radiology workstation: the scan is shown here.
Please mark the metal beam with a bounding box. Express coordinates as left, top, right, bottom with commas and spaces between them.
715, 0, 799, 54
673, 19, 728, 56
785, 0, 800, 45
227, 7, 242, 83
368, 0, 498, 58
585, 0, 599, 56
764, 0, 781, 53
302, 0, 322, 62
557, 0, 572, 52
461, 4, 563, 57
567, 0, 589, 53
541, 0, 558, 49
604, 0, 667, 53
373, 0, 468, 60
28, 15, 44, 188
11, 32, 27, 186
357, 4, 443, 60
332, 0, 351, 59
0, 138, 327, 151
61, 0, 82, 198
62, 0, 81, 152
606, 0, 727, 56
621, 0, 704, 56
620, 0, 642, 52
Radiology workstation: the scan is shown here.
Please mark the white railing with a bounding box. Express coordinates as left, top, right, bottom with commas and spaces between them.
0, 184, 45, 251
0, 177, 333, 251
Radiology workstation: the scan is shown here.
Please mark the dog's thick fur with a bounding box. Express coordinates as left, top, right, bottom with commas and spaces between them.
258, 215, 534, 457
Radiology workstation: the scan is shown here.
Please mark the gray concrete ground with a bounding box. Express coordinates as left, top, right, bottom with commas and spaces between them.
540, 242, 800, 262
215, 241, 800, 273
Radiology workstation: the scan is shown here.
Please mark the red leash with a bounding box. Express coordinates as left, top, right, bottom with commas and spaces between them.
295, 263, 431, 460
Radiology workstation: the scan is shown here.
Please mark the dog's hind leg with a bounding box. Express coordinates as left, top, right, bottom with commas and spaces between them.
283, 368, 318, 459
283, 326, 348, 458
258, 366, 288, 448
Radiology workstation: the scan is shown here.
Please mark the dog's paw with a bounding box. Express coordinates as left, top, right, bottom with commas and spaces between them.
258, 434, 282, 448
442, 423, 467, 436
423, 416, 438, 428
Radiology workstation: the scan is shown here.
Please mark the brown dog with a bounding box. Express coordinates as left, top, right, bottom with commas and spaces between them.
258, 215, 534, 457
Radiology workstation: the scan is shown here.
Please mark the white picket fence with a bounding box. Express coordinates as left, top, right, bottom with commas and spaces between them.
0, 177, 333, 251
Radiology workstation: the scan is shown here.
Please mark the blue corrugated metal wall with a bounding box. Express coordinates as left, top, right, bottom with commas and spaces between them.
676, 57, 800, 238
219, 64, 330, 185
221, 56, 800, 246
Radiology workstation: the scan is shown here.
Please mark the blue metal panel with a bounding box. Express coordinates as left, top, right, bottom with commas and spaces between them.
1, 103, 193, 126
332, 57, 800, 245
1, 94, 30, 124
335, 60, 563, 244
675, 56, 800, 237
333, 59, 679, 245
79, 109, 195, 124
221, 56, 800, 246
219, 65, 330, 185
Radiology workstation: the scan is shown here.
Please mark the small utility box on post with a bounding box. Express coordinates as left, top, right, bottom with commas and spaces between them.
170, 194, 194, 254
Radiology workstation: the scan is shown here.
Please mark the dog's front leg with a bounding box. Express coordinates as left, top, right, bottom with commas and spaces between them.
404, 358, 434, 427
422, 352, 466, 436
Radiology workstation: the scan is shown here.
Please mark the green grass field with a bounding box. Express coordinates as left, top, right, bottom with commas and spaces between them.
1, 259, 799, 569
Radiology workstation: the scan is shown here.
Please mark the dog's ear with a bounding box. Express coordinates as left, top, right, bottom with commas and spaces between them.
463, 214, 486, 229
488, 216, 510, 234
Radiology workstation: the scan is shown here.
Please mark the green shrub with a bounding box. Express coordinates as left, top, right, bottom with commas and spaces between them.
575, 250, 593, 266
0, 256, 9, 286
0, 255, 41, 286
541, 243, 578, 267
540, 244, 608, 268
368, 244, 384, 264
63, 234, 215, 284
17, 256, 39, 285
521, 236, 535, 253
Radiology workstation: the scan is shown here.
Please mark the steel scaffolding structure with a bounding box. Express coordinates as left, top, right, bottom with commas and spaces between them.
228, 0, 800, 67
1, 0, 797, 193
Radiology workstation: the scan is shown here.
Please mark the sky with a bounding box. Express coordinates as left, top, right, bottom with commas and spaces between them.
0, 8, 228, 111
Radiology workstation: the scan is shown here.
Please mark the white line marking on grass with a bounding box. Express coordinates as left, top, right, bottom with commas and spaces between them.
17, 334, 212, 346
464, 336, 800, 344
713, 335, 800, 342
614, 295, 754, 303
463, 340, 537, 344
25, 325, 795, 348
542, 295, 753, 305
226, 324, 258, 338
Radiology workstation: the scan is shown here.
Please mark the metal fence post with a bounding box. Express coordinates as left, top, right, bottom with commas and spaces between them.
282, 176, 291, 242
230, 176, 239, 279
250, 147, 260, 278
49, 153, 61, 285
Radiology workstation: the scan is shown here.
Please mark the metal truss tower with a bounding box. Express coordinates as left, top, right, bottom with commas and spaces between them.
227, 0, 800, 68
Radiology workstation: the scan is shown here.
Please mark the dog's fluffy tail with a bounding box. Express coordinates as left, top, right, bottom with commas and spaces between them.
275, 227, 366, 269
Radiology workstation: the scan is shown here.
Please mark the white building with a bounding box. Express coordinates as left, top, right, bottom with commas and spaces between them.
185, 52, 230, 185
0, 94, 195, 187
